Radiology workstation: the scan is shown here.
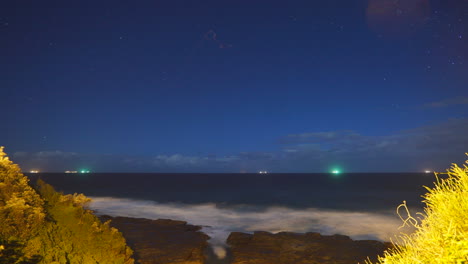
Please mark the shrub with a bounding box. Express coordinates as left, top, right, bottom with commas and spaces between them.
0, 147, 135, 264
0, 238, 41, 264
368, 157, 468, 264
32, 180, 134, 264
0, 147, 45, 241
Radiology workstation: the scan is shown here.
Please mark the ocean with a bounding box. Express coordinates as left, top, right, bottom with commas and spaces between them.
26, 172, 438, 257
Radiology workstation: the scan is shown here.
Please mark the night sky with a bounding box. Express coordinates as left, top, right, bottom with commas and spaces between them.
2, 0, 468, 172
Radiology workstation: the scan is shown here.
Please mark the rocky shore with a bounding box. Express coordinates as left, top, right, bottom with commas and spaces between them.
100, 215, 393, 264
227, 231, 393, 264
99, 215, 210, 264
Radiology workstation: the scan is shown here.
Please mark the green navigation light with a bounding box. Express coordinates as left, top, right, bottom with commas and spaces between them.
332, 170, 340, 174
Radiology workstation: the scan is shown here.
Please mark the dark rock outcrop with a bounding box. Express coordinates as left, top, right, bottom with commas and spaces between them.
100, 215, 210, 264
99, 215, 393, 264
226, 231, 393, 264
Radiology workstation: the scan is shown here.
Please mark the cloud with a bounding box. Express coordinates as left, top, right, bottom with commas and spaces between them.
227, 116, 465, 172
279, 130, 370, 153
422, 96, 468, 108
150, 154, 242, 170
8, 119, 468, 172
277, 118, 468, 172
279, 131, 361, 144
153, 154, 208, 166
13, 150, 78, 159
11, 151, 81, 172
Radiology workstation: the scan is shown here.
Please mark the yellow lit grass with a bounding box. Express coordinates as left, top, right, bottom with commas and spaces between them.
368, 158, 468, 264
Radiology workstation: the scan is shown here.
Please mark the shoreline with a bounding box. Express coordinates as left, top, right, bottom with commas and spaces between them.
100, 215, 394, 264
88, 196, 407, 244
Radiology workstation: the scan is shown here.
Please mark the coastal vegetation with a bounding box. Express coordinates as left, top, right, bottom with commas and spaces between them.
369, 157, 468, 263
0, 147, 134, 264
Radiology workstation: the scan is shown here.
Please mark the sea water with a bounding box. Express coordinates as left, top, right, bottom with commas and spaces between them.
27, 172, 437, 258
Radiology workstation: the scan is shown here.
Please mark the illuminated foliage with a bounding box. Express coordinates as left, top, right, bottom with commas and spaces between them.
0, 147, 134, 264
0, 146, 45, 240
367, 156, 468, 264
32, 180, 134, 264
0, 239, 41, 264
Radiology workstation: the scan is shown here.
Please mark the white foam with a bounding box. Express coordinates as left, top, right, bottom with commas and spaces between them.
89, 197, 411, 259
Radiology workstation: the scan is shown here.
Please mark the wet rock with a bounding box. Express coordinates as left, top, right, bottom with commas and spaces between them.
226, 231, 393, 264
100, 215, 210, 264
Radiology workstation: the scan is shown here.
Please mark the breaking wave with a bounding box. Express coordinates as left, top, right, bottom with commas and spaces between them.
89, 196, 411, 259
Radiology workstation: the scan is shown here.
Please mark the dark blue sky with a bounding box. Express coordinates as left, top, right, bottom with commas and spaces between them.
2, 0, 468, 172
